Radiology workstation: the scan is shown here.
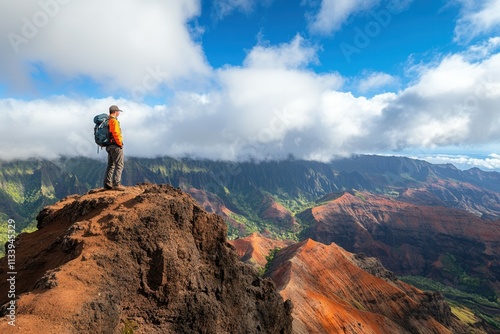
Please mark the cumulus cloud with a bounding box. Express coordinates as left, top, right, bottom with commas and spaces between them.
369, 49, 500, 152
153, 36, 345, 161
243, 35, 318, 69
2, 35, 500, 165
1, 0, 210, 98
2, 1, 500, 171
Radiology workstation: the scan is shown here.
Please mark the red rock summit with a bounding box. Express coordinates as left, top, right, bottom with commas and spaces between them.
0, 184, 292, 334
231, 234, 476, 334
266, 239, 469, 334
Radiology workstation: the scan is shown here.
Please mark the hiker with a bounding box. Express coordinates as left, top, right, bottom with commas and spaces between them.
103, 105, 125, 191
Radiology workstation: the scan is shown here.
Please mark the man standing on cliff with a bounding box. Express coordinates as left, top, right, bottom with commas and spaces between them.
104, 105, 125, 191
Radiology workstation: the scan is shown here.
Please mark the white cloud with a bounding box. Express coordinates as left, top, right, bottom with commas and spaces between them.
243, 35, 318, 70
1, 0, 210, 98
371, 48, 500, 151
385, 0, 414, 13
357, 72, 398, 93
212, 0, 256, 19
2, 8, 500, 167
305, 0, 414, 35
454, 0, 500, 43
3, 37, 500, 163
463, 37, 500, 60
209, 0, 277, 21
416, 153, 500, 170
308, 0, 380, 34
0, 96, 119, 159
406, 54, 483, 97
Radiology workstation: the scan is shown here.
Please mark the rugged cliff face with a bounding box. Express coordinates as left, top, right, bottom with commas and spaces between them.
0, 184, 292, 334
232, 234, 472, 334
299, 191, 500, 297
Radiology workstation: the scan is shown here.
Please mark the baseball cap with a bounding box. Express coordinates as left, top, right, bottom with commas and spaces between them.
109, 105, 123, 112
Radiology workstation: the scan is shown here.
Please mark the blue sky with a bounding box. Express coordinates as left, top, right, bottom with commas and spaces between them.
1, 0, 500, 170
198, 1, 456, 81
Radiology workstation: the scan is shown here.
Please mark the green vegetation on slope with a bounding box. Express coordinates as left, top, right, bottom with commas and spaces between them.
401, 276, 500, 330
439, 253, 497, 299
1, 155, 500, 327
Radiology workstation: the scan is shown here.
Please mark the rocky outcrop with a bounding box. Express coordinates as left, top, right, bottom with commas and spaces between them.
0, 184, 292, 333
229, 232, 293, 268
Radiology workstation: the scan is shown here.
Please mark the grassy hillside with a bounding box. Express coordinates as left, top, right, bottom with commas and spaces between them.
401, 276, 500, 331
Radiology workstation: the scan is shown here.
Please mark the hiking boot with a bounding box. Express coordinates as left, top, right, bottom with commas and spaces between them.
103, 184, 113, 190
113, 185, 126, 191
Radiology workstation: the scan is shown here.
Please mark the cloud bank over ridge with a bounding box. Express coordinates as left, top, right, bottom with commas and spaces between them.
1, 0, 500, 170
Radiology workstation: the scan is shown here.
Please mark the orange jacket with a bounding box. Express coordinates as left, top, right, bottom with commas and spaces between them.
108, 116, 123, 147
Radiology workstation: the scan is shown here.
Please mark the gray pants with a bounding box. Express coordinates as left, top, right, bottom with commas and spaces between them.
104, 144, 124, 187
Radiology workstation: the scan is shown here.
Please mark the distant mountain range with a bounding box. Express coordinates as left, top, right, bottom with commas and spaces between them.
2, 154, 500, 230
1, 154, 500, 329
